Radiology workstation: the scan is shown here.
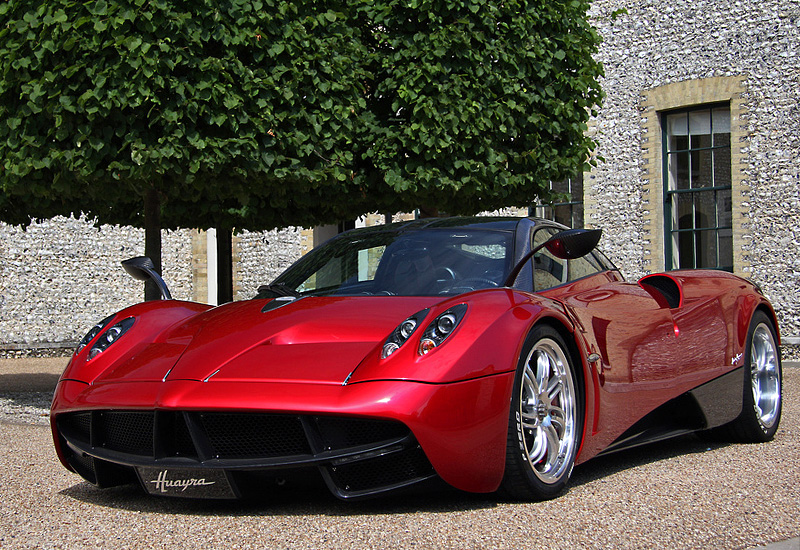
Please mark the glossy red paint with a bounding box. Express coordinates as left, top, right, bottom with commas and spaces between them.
543, 269, 775, 461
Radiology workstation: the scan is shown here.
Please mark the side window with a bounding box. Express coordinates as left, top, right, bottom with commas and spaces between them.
567, 252, 604, 282
532, 227, 566, 290
532, 226, 607, 289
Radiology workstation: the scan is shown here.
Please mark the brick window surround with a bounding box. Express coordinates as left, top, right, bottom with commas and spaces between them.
640, 76, 748, 276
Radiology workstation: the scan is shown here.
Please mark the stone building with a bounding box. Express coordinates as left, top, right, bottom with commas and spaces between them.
584, 0, 800, 348
1, 0, 798, 352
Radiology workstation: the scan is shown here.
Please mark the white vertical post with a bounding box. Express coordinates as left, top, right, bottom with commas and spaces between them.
207, 228, 218, 306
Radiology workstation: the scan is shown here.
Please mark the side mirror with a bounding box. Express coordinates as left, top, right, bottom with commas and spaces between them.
121, 256, 172, 300
504, 228, 602, 287
542, 228, 603, 260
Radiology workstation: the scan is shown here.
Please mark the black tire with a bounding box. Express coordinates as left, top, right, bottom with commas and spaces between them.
708, 311, 782, 442
501, 324, 582, 500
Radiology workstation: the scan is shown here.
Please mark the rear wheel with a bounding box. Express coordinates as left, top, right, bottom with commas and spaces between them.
501, 325, 581, 500
709, 311, 782, 442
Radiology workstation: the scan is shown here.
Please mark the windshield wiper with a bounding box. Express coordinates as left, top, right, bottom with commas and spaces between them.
256, 283, 303, 298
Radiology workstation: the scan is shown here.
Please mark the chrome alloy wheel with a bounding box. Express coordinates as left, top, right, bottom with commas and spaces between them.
750, 322, 781, 429
518, 338, 577, 484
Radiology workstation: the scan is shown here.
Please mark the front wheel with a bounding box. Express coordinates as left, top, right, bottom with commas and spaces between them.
501, 325, 581, 500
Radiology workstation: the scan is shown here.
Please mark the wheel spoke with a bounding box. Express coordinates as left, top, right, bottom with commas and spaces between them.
549, 408, 566, 433
520, 412, 538, 431
542, 423, 561, 467
547, 374, 563, 401
528, 429, 547, 465
523, 368, 537, 400
535, 352, 550, 394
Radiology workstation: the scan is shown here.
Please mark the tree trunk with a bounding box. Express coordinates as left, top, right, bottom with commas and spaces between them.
143, 188, 162, 302
217, 227, 233, 304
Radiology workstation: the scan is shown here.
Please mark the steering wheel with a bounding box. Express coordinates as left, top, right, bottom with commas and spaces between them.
435, 267, 457, 283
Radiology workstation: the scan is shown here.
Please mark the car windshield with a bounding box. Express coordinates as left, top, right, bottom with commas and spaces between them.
262, 227, 514, 297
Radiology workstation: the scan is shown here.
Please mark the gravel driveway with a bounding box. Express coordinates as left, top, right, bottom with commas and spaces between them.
1, 358, 798, 550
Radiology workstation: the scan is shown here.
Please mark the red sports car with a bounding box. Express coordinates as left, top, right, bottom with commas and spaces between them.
51, 217, 783, 500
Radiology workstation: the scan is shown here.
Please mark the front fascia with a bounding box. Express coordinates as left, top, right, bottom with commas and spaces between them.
52, 373, 516, 494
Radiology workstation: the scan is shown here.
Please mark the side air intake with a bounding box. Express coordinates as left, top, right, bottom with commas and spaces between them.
639, 274, 682, 309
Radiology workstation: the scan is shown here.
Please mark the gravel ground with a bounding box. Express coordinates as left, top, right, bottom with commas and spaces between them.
0, 359, 798, 550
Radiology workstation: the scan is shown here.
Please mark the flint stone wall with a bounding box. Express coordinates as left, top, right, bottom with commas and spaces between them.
0, 216, 303, 347
234, 227, 304, 300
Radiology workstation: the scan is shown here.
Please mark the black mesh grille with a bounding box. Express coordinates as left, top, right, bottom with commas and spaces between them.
67, 449, 96, 482
200, 413, 312, 458
58, 412, 91, 443
328, 446, 434, 493
315, 417, 409, 450
98, 412, 154, 456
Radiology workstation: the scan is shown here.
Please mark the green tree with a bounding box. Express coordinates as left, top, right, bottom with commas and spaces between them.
1, 0, 603, 298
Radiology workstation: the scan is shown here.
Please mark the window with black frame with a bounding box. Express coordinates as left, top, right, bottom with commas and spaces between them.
533, 175, 584, 229
663, 104, 733, 271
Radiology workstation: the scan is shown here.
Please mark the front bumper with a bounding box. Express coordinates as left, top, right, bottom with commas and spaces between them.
55, 409, 433, 499
52, 374, 515, 499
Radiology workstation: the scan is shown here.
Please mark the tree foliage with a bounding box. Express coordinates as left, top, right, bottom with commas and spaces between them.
0, 0, 603, 230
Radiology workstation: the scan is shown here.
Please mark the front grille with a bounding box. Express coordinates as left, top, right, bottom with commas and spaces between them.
57, 411, 411, 462
99, 412, 154, 455
59, 411, 91, 442
200, 413, 311, 458
315, 416, 408, 450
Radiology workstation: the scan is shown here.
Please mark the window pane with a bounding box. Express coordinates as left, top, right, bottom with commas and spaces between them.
532, 227, 567, 290
717, 189, 732, 228
572, 204, 584, 229
713, 131, 731, 148
551, 178, 570, 195
714, 142, 731, 187
669, 151, 690, 190
568, 255, 601, 281
689, 111, 711, 135
696, 230, 718, 268
554, 204, 572, 227
693, 190, 715, 229
691, 149, 713, 188
691, 133, 712, 150
712, 108, 731, 134
535, 177, 584, 228
667, 113, 688, 149
676, 193, 693, 228
572, 175, 583, 197
678, 231, 695, 268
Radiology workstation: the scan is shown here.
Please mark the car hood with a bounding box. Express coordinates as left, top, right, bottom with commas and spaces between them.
94, 296, 435, 386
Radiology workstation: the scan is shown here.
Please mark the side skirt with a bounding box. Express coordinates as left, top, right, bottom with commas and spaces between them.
597, 367, 744, 457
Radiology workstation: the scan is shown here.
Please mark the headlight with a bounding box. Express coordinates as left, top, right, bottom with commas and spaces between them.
418, 304, 467, 355
79, 317, 135, 360
381, 309, 429, 359
75, 315, 115, 354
